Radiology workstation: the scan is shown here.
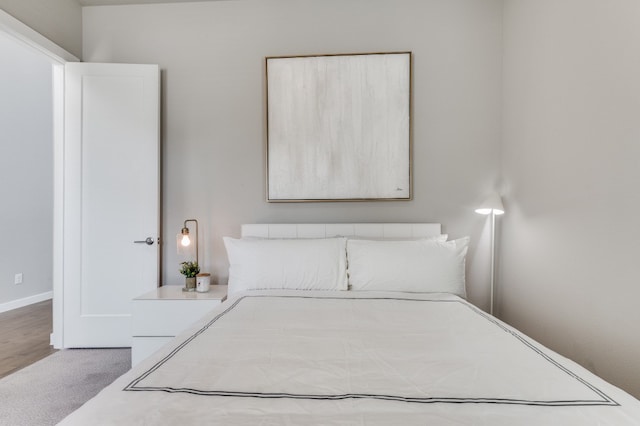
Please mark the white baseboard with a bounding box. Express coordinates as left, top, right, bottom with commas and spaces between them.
0, 291, 53, 314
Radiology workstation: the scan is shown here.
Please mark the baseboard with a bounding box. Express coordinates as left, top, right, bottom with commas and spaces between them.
0, 291, 53, 314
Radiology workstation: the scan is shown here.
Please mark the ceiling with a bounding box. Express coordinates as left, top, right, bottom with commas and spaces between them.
77, 0, 222, 6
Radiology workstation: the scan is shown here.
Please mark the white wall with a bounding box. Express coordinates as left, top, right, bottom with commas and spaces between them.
82, 0, 504, 310
0, 32, 54, 307
502, 0, 640, 398
0, 0, 82, 59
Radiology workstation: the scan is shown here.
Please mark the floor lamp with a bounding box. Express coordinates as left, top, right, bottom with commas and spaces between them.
475, 193, 504, 315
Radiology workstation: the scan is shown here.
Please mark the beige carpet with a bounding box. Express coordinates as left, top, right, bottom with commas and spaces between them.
0, 348, 130, 426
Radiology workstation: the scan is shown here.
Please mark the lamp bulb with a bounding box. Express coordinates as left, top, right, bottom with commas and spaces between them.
181, 235, 191, 246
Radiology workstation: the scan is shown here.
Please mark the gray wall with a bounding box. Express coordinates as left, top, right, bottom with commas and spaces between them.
0, 0, 82, 59
502, 0, 640, 398
82, 0, 504, 310
0, 33, 53, 305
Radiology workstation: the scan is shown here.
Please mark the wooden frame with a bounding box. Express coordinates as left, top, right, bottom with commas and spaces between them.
266, 52, 412, 202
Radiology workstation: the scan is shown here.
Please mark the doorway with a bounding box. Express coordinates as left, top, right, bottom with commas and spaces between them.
2, 11, 160, 350
0, 10, 77, 350
0, 27, 55, 371
0, 29, 55, 310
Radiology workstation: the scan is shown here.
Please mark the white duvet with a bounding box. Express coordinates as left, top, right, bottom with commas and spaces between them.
59, 290, 640, 425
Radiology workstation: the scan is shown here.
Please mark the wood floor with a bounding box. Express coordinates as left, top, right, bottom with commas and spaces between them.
0, 300, 57, 379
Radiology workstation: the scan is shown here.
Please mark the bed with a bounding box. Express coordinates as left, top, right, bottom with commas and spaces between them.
59, 223, 640, 425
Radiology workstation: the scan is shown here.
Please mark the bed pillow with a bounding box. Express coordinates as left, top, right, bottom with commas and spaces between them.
223, 237, 348, 294
346, 237, 469, 298
346, 234, 448, 242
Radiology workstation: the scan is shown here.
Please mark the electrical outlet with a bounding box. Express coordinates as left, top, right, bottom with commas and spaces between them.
14, 273, 23, 285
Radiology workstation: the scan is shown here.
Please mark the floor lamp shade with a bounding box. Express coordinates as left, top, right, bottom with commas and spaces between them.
475, 192, 504, 215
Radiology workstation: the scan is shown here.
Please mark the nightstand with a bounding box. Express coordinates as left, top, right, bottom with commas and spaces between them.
131, 285, 228, 366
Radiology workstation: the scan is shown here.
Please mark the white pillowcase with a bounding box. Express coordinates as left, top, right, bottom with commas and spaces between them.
346, 237, 470, 298
350, 234, 448, 242
223, 237, 348, 294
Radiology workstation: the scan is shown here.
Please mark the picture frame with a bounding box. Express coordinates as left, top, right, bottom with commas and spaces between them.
266, 52, 412, 202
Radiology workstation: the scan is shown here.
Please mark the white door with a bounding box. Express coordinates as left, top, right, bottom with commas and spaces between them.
63, 62, 160, 347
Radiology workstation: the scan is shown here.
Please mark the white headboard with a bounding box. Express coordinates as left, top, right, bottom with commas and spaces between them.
241, 223, 441, 239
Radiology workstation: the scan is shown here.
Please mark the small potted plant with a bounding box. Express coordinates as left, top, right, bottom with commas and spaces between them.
179, 261, 200, 291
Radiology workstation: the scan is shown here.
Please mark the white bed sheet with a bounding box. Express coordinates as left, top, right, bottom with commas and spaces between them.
59, 290, 640, 425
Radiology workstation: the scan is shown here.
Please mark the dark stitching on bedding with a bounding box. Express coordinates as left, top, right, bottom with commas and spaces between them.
125, 387, 616, 407
459, 302, 617, 405
124, 295, 619, 407
125, 296, 245, 389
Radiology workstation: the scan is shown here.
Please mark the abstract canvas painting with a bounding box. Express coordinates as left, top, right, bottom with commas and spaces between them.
266, 52, 411, 202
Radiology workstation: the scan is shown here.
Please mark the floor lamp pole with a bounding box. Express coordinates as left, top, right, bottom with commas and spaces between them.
490, 211, 496, 316
475, 192, 504, 317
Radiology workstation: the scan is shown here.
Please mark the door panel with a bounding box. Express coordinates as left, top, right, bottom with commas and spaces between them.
63, 63, 160, 347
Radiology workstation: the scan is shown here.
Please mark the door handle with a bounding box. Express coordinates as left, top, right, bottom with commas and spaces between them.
133, 237, 155, 245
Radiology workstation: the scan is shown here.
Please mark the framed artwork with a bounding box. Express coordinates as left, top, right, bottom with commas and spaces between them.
266, 52, 412, 202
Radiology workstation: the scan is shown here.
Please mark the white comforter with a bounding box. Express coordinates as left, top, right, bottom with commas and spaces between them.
59, 290, 640, 425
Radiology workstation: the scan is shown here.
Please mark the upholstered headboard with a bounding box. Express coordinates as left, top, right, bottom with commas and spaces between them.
240, 223, 442, 239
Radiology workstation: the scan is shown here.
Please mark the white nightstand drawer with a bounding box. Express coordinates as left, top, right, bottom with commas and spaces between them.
132, 299, 220, 335
132, 336, 173, 366
131, 285, 228, 366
